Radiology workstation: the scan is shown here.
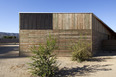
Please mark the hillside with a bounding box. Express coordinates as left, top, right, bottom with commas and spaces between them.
0, 32, 19, 38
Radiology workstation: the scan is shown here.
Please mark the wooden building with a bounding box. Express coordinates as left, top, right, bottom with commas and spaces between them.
19, 13, 116, 56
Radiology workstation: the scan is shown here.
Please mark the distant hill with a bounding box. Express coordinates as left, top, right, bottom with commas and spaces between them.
0, 32, 19, 38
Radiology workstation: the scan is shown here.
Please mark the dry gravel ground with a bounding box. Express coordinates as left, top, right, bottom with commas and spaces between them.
0, 44, 116, 77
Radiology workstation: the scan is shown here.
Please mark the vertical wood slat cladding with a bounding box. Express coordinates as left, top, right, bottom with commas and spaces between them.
20, 14, 24, 29
20, 13, 53, 29
92, 29, 108, 54
20, 13, 92, 30
84, 14, 90, 29
58, 14, 63, 29
92, 14, 113, 54
28, 14, 33, 29
53, 13, 91, 30
74, 14, 78, 29
92, 15, 110, 35
102, 40, 116, 51
69, 14, 74, 29
64, 14, 69, 29
78, 14, 83, 29
53, 14, 58, 29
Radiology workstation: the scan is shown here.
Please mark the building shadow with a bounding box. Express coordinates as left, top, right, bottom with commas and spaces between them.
0, 44, 19, 58
55, 64, 112, 77
87, 57, 112, 62
0, 56, 27, 59
95, 51, 116, 57
0, 46, 19, 54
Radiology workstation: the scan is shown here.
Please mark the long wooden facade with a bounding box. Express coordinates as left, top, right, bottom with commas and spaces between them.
92, 14, 115, 54
19, 13, 115, 56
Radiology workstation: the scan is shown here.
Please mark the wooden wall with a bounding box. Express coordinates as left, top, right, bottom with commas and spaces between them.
92, 14, 111, 35
20, 13, 53, 29
19, 13, 92, 56
92, 30, 108, 54
20, 13, 115, 56
53, 13, 92, 30
19, 29, 92, 56
102, 40, 116, 51
19, 13, 92, 30
92, 14, 113, 54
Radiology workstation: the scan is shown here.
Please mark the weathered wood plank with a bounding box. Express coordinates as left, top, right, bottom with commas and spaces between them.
69, 14, 74, 29
24, 14, 28, 29
84, 14, 90, 29
36, 14, 40, 29
63, 14, 69, 29
33, 14, 37, 29
20, 13, 24, 29
78, 14, 84, 29
74, 14, 78, 29
58, 14, 63, 29
53, 14, 58, 29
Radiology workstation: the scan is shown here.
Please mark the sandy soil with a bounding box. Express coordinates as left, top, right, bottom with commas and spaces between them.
0, 56, 116, 77
56, 56, 116, 77
0, 57, 31, 77
0, 44, 116, 77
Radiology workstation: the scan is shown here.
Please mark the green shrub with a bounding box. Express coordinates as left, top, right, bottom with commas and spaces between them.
29, 35, 58, 77
71, 37, 92, 62
3, 36, 16, 39
3, 36, 9, 39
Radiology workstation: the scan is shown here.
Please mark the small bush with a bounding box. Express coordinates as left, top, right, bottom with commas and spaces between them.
3, 36, 16, 39
71, 37, 92, 62
29, 35, 58, 77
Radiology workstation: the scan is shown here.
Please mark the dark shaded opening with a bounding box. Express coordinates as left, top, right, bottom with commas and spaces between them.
20, 13, 53, 30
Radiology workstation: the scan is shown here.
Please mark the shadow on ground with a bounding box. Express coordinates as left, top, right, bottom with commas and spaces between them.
55, 51, 116, 77
87, 57, 112, 62
95, 51, 116, 56
0, 44, 115, 77
56, 64, 112, 77
0, 56, 28, 59
0, 44, 19, 58
0, 46, 19, 54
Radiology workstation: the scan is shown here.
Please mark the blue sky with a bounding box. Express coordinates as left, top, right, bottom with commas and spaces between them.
0, 0, 116, 33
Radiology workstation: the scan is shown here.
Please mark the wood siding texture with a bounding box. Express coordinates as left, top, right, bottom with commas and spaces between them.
53, 13, 91, 30
92, 14, 112, 54
19, 29, 92, 56
19, 13, 92, 56
20, 13, 115, 56
92, 30, 108, 54
20, 13, 53, 29
102, 40, 116, 51
92, 14, 111, 35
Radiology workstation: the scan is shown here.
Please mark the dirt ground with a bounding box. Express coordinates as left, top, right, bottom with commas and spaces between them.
0, 44, 116, 77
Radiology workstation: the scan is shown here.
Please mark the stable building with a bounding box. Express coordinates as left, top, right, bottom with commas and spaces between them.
19, 13, 116, 56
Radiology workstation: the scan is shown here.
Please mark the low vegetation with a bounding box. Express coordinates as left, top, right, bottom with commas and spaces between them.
3, 36, 16, 39
28, 34, 92, 77
29, 35, 58, 77
70, 36, 92, 62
